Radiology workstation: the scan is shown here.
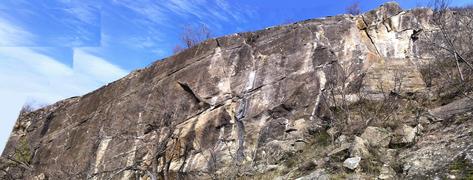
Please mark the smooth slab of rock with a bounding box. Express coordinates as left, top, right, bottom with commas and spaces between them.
430, 97, 473, 120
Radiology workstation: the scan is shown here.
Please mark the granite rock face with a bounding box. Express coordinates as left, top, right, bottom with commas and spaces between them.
2, 2, 471, 180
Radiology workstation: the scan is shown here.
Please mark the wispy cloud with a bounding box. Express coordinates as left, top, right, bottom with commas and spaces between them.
0, 2, 101, 47
103, 0, 257, 57
0, 47, 127, 153
73, 49, 128, 85
111, 0, 169, 25
164, 0, 255, 25
64, 5, 101, 24
0, 16, 36, 46
0, 5, 126, 150
0, 11, 127, 153
0, 47, 127, 104
111, 0, 256, 29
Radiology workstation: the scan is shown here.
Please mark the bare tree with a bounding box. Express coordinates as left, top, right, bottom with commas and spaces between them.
420, 0, 473, 101
346, 2, 362, 15
173, 24, 213, 54
316, 60, 367, 139
172, 45, 185, 54
18, 101, 47, 115
19, 104, 34, 115
317, 57, 410, 137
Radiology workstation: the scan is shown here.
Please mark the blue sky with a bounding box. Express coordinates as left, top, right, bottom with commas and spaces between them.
1, 0, 472, 153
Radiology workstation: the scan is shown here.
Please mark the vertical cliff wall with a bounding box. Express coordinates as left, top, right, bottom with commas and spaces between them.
2, 2, 472, 180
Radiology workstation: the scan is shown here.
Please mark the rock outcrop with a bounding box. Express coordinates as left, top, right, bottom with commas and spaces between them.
2, 2, 472, 180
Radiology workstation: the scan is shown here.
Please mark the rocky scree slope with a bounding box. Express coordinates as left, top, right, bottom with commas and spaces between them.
2, 2, 473, 180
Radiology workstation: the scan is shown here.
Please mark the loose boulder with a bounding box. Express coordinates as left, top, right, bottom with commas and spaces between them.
343, 156, 362, 170
361, 126, 392, 147
350, 136, 371, 158
391, 124, 416, 146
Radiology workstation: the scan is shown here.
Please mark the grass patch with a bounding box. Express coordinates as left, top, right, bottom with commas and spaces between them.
359, 147, 382, 175
282, 151, 298, 168
331, 173, 348, 180
313, 130, 331, 147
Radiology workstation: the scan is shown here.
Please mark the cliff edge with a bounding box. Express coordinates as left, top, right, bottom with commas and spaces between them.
2, 2, 472, 179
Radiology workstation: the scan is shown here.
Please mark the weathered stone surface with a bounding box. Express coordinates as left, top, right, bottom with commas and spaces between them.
335, 134, 348, 145
399, 99, 473, 179
33, 173, 46, 180
295, 169, 329, 180
379, 148, 397, 164
350, 136, 370, 158
1, 2, 471, 180
430, 97, 473, 120
255, 164, 280, 173
360, 126, 392, 148
391, 124, 417, 145
343, 156, 361, 170
378, 164, 396, 180
328, 143, 351, 157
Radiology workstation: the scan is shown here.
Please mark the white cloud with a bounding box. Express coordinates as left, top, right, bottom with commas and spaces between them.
0, 48, 128, 105
0, 16, 36, 46
0, 13, 126, 155
113, 0, 255, 28
0, 47, 128, 153
73, 49, 128, 84
65, 5, 100, 24
111, 0, 168, 25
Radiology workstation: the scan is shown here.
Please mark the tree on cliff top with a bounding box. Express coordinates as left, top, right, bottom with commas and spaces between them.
346, 2, 362, 15
173, 24, 213, 54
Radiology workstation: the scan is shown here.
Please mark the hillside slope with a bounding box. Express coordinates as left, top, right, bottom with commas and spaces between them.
2, 2, 472, 180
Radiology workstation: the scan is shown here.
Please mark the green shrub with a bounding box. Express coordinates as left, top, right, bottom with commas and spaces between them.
14, 137, 31, 164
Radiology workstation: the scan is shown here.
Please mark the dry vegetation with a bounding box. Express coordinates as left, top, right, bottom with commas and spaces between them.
173, 24, 213, 54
